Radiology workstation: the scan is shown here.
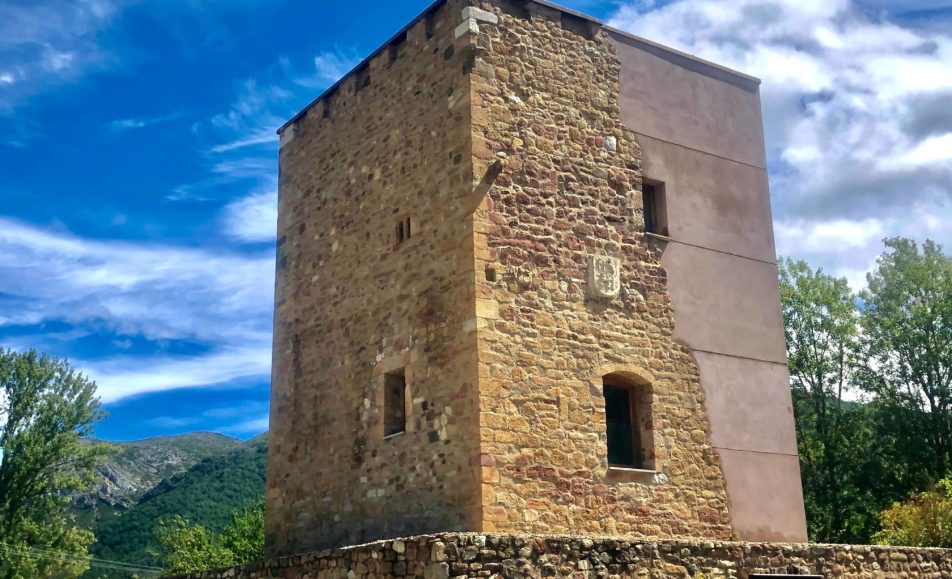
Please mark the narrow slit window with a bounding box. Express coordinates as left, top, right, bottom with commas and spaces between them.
384, 369, 406, 437
395, 217, 412, 247
642, 182, 668, 236
388, 31, 407, 65
604, 383, 639, 467
354, 63, 370, 92
603, 375, 654, 470
424, 11, 436, 39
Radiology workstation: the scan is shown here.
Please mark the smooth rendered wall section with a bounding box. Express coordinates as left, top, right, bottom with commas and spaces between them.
469, 0, 732, 540
610, 31, 808, 541
266, 0, 483, 556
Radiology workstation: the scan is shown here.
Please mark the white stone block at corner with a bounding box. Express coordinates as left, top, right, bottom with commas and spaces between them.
462, 6, 499, 24
587, 255, 621, 299
454, 18, 479, 39
279, 124, 297, 148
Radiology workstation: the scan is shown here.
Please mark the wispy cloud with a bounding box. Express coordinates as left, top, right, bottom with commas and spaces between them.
222, 189, 277, 243
109, 112, 184, 133
202, 48, 361, 157
0, 217, 274, 402
175, 49, 358, 241
608, 0, 952, 286
0, 0, 125, 112
217, 414, 269, 435
209, 129, 276, 153
145, 400, 269, 431
295, 48, 362, 88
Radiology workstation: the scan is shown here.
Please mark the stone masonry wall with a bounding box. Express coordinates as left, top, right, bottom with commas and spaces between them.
180, 533, 952, 578
267, 0, 485, 556
466, 1, 732, 538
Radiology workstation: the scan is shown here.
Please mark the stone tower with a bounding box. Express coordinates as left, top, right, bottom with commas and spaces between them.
266, 0, 807, 558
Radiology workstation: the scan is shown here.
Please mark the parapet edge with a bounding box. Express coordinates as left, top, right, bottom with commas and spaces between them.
276, 0, 761, 135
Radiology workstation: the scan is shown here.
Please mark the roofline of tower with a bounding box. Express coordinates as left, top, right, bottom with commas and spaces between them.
276, 0, 762, 134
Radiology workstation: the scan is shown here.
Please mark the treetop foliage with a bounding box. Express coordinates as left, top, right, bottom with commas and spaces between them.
0, 349, 112, 579
781, 237, 952, 545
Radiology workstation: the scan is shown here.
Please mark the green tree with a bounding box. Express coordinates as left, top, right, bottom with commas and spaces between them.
779, 258, 879, 542
150, 501, 264, 575
860, 238, 952, 482
0, 349, 112, 579
150, 517, 234, 575
874, 478, 952, 548
219, 501, 264, 564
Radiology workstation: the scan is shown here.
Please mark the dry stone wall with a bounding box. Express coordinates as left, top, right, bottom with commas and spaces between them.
467, 0, 732, 538
268, 0, 485, 557
179, 533, 952, 578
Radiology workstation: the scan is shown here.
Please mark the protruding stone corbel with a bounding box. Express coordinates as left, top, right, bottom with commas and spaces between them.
455, 6, 499, 39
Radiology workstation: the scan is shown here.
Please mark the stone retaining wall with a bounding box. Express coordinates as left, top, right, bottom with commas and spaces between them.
179, 533, 952, 578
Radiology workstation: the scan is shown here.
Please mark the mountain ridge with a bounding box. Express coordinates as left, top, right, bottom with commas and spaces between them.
77, 431, 243, 512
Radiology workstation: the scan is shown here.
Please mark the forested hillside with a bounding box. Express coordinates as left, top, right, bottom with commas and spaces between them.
74, 432, 242, 529
85, 434, 267, 576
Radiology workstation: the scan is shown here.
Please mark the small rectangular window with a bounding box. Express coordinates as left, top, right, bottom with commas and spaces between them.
395, 217, 412, 246
384, 369, 406, 437
604, 375, 654, 471
642, 181, 668, 236
604, 383, 640, 468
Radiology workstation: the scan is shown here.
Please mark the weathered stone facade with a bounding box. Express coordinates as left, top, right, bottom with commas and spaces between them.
467, 0, 730, 538
180, 533, 952, 579
268, 0, 799, 558
269, 0, 482, 554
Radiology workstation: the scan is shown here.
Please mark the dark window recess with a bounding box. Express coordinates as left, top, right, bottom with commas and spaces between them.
642, 182, 668, 236
395, 217, 412, 246
388, 31, 407, 64
424, 11, 435, 39
384, 370, 406, 437
354, 63, 370, 92
604, 383, 641, 468
604, 376, 655, 470
561, 12, 595, 40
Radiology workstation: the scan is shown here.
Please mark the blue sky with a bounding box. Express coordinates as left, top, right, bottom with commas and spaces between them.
0, 0, 950, 441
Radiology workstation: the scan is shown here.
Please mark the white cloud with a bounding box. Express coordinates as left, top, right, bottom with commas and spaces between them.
207, 79, 291, 152
218, 414, 269, 435
0, 0, 123, 112
0, 217, 274, 402
87, 346, 272, 402
210, 129, 276, 153
608, 0, 952, 287
303, 49, 361, 88
894, 134, 952, 167
222, 190, 277, 243
109, 112, 183, 133
145, 400, 269, 430
202, 48, 361, 156
776, 218, 886, 254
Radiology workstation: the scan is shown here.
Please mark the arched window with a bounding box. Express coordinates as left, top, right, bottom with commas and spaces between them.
603, 374, 654, 470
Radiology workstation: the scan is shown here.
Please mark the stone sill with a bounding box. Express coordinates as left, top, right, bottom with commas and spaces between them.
383, 431, 406, 441
607, 466, 656, 475
644, 232, 672, 242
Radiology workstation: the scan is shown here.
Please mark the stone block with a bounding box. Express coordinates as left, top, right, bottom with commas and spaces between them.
462, 6, 499, 24
454, 18, 479, 39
